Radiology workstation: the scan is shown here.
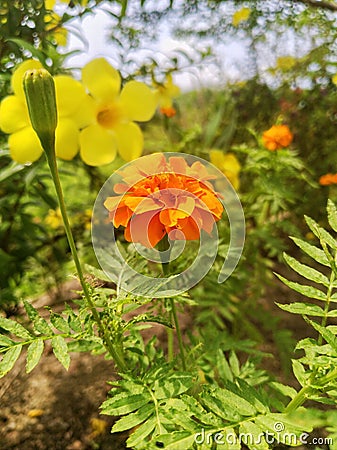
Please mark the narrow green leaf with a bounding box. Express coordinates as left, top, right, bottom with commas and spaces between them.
64, 305, 82, 333
305, 215, 337, 249
200, 391, 241, 421
223, 428, 241, 450
270, 381, 297, 399
101, 392, 151, 416
239, 421, 269, 449
111, 404, 154, 433
292, 359, 307, 386
255, 413, 310, 445
126, 415, 156, 447
51, 335, 70, 370
290, 237, 330, 266
276, 302, 325, 316
0, 345, 22, 377
155, 431, 196, 449
23, 300, 52, 335
0, 335, 14, 347
26, 339, 44, 373
283, 253, 329, 286
327, 199, 337, 233
212, 387, 256, 416
275, 274, 327, 301
305, 318, 337, 352
154, 373, 193, 399
0, 317, 31, 340
50, 312, 70, 334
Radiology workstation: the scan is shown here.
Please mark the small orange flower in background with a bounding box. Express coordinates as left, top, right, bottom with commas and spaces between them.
262, 124, 293, 151
319, 173, 337, 186
104, 154, 224, 248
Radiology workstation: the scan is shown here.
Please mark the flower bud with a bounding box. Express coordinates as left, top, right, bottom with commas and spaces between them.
23, 68, 58, 154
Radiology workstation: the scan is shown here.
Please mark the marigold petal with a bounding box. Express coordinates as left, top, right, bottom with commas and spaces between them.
127, 212, 166, 248
127, 196, 161, 214
55, 119, 79, 160
8, 127, 43, 164
174, 216, 200, 240
0, 96, 29, 133
82, 58, 121, 101
120, 81, 157, 122
54, 75, 87, 116
12, 60, 43, 99
114, 122, 143, 161
112, 205, 132, 228
168, 156, 188, 175
79, 125, 117, 166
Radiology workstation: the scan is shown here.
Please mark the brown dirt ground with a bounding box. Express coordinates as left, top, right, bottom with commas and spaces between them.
0, 265, 329, 450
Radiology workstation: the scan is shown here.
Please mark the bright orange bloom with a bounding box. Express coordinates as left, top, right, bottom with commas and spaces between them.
104, 154, 224, 248
319, 173, 337, 186
262, 124, 293, 151
160, 106, 177, 118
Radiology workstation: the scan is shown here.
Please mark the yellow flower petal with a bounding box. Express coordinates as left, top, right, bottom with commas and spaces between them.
8, 127, 43, 164
55, 119, 79, 160
79, 124, 117, 166
119, 81, 157, 122
54, 75, 87, 116
71, 94, 96, 128
114, 122, 143, 161
210, 150, 241, 190
12, 59, 43, 99
0, 95, 29, 133
232, 7, 251, 26
51, 27, 68, 46
45, 0, 55, 9
82, 58, 121, 101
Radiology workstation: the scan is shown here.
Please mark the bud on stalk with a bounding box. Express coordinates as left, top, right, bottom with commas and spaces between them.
23, 69, 58, 156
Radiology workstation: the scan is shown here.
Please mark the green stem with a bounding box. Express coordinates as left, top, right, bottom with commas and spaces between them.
158, 236, 186, 370
45, 151, 127, 372
284, 385, 314, 414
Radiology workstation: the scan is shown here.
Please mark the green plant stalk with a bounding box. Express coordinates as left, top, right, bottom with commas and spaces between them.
285, 244, 337, 414
158, 236, 186, 370
45, 150, 127, 372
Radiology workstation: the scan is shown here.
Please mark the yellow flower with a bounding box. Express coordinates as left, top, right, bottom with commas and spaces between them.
44, 0, 68, 46
209, 150, 241, 190
154, 73, 180, 115
45, 207, 63, 229
275, 56, 296, 72
232, 7, 251, 27
78, 58, 158, 166
0, 59, 86, 164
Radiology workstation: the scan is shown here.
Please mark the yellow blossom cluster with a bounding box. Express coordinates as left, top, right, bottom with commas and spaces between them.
0, 58, 180, 166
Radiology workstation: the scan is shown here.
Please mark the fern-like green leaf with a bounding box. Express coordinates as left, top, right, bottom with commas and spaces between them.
327, 199, 337, 233
23, 300, 52, 335
283, 253, 329, 286
275, 274, 327, 301
290, 237, 330, 266
0, 317, 31, 340
305, 215, 337, 249
0, 345, 22, 377
51, 335, 70, 370
26, 339, 44, 373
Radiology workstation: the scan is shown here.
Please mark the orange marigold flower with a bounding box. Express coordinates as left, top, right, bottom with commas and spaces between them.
262, 124, 293, 151
104, 153, 224, 248
319, 173, 337, 186
160, 106, 177, 118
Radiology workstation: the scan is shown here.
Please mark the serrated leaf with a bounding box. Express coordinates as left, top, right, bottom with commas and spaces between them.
212, 387, 256, 416
126, 415, 157, 447
283, 253, 329, 286
327, 199, 337, 233
50, 312, 70, 334
51, 335, 70, 370
154, 373, 193, 399
0, 345, 22, 377
290, 237, 330, 266
239, 421, 269, 450
277, 302, 325, 316
223, 428, 241, 450
305, 215, 337, 249
292, 359, 307, 386
0, 317, 31, 340
101, 392, 151, 416
64, 305, 82, 333
255, 413, 310, 444
155, 431, 196, 449
26, 339, 44, 373
0, 335, 14, 347
270, 381, 297, 399
111, 404, 154, 433
23, 300, 52, 335
275, 274, 327, 301
200, 390, 241, 421
305, 318, 337, 353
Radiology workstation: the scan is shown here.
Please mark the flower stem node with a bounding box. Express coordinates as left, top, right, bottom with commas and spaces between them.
23, 68, 58, 155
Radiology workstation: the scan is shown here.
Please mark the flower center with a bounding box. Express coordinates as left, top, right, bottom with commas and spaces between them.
96, 103, 123, 129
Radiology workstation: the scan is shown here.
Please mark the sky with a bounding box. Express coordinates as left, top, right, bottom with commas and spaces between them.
59, 1, 248, 91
